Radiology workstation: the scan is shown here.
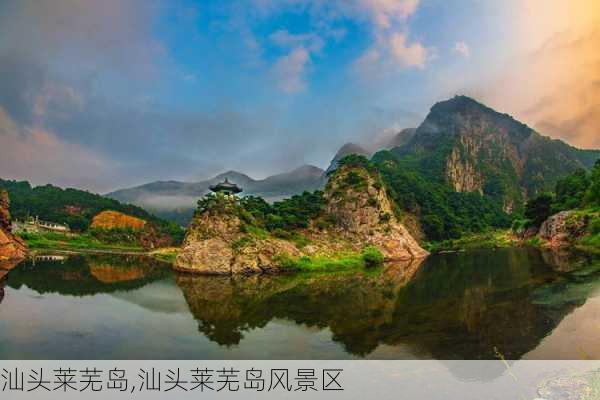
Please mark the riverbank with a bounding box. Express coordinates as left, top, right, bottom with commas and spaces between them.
427, 225, 600, 255
21, 231, 145, 253
425, 230, 519, 253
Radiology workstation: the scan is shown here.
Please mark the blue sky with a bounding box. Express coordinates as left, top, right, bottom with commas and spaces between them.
0, 0, 598, 192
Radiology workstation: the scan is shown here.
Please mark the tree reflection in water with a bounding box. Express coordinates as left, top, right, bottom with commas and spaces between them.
175, 248, 599, 359
1, 248, 598, 360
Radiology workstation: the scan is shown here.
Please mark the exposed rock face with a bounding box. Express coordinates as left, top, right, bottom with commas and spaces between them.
539, 211, 587, 248
175, 199, 302, 274
397, 95, 600, 213
0, 190, 26, 261
90, 210, 173, 250
323, 164, 429, 261
91, 210, 146, 230
445, 136, 484, 193
176, 163, 427, 275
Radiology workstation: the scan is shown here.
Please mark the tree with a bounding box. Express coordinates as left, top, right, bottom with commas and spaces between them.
524, 193, 553, 228
584, 160, 600, 207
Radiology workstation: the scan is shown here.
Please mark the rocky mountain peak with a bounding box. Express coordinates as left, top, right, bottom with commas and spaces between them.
325, 142, 371, 175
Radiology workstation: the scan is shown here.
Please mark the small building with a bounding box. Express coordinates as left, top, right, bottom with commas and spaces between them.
13, 216, 70, 234
209, 178, 242, 196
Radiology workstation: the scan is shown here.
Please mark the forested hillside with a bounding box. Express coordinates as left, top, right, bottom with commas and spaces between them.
0, 179, 183, 241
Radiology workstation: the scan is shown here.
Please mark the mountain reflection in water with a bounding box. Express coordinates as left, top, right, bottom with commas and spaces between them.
0, 248, 598, 360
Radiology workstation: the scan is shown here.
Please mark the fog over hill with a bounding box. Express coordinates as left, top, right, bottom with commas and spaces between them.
107, 96, 600, 226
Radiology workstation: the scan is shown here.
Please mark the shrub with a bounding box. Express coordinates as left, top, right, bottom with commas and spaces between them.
379, 212, 391, 223
361, 246, 384, 268
524, 193, 553, 228
511, 218, 530, 233
589, 216, 600, 235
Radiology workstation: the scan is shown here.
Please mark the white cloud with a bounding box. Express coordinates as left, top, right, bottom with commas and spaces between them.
453, 41, 470, 57
355, 32, 433, 76
272, 47, 311, 93
359, 0, 420, 28
389, 33, 429, 68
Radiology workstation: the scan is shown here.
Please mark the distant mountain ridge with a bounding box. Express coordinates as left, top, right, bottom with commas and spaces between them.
107, 165, 326, 225
107, 96, 600, 226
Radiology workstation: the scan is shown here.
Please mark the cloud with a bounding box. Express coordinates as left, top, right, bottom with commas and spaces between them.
472, 22, 600, 150
272, 47, 311, 93
0, 107, 118, 192
355, 33, 433, 76
359, 0, 420, 28
389, 33, 429, 68
453, 41, 470, 57
250, 0, 427, 78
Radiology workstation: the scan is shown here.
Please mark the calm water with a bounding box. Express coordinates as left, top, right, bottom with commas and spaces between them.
0, 248, 598, 359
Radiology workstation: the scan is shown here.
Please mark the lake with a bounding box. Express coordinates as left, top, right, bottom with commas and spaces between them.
0, 248, 598, 359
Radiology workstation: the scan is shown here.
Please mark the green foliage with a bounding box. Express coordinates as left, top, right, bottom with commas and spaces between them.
425, 230, 515, 252
333, 154, 375, 174
524, 193, 553, 228
274, 252, 367, 272
372, 150, 510, 241
585, 160, 600, 207
553, 168, 590, 211
235, 191, 325, 232
0, 178, 183, 242
88, 227, 140, 244
361, 246, 384, 268
524, 161, 600, 229
20, 231, 143, 252
510, 218, 530, 233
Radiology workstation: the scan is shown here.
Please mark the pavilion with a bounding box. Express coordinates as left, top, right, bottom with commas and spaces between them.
209, 178, 242, 196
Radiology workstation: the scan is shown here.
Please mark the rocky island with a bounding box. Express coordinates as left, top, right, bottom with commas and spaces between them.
175, 156, 428, 274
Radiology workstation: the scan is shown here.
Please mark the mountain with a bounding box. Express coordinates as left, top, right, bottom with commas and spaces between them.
107, 165, 325, 225
324, 142, 371, 175
390, 95, 600, 213
385, 128, 416, 149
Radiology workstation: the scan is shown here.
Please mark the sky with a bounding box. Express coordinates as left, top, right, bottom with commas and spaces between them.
0, 0, 598, 193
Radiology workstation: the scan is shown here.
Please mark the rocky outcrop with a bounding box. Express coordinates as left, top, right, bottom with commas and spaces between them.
175, 163, 427, 275
539, 211, 587, 248
175, 199, 302, 274
323, 164, 429, 260
90, 210, 174, 250
446, 140, 484, 194
398, 95, 600, 213
0, 190, 26, 261
91, 210, 146, 230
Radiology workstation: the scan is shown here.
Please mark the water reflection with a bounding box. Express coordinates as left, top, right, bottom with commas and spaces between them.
6, 254, 169, 296
175, 248, 599, 359
1, 248, 598, 360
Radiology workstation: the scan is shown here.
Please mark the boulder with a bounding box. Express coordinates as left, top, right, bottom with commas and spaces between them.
539, 211, 586, 248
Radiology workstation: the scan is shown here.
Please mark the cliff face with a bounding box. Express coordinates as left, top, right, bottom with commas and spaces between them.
175, 201, 301, 274
0, 190, 26, 262
175, 163, 427, 275
396, 96, 599, 213
323, 164, 429, 260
